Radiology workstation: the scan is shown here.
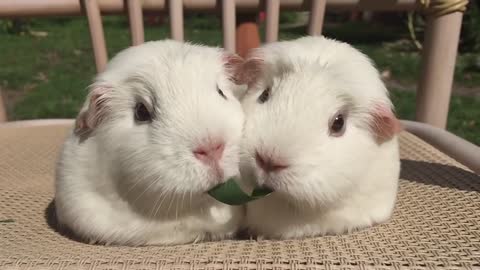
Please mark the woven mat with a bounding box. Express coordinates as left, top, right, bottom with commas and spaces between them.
1, 123, 479, 270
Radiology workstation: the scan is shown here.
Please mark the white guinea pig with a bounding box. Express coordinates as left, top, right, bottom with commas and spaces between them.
55, 40, 247, 246
237, 36, 402, 239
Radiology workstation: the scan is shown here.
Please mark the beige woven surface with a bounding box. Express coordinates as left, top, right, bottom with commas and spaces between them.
1, 124, 479, 270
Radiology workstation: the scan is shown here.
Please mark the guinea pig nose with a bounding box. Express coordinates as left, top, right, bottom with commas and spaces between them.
193, 142, 225, 164
255, 151, 289, 173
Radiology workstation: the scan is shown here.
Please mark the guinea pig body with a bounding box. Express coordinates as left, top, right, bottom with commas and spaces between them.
55, 40, 246, 246
238, 36, 401, 239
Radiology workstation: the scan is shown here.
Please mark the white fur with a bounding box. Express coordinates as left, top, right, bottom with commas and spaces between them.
55, 40, 245, 246
241, 36, 400, 239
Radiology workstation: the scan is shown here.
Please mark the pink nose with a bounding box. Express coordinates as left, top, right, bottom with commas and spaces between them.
255, 151, 288, 173
194, 142, 225, 164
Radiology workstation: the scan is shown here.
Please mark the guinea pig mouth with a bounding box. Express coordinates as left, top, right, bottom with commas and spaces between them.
207, 178, 273, 205
260, 181, 277, 191
213, 166, 225, 180
259, 173, 290, 192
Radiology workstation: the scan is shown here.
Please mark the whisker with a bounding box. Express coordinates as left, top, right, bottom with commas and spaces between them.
189, 190, 193, 209
153, 190, 170, 218
132, 178, 157, 207
150, 189, 167, 218
166, 191, 175, 218
149, 193, 162, 218
124, 178, 143, 196
181, 191, 187, 213
175, 192, 183, 221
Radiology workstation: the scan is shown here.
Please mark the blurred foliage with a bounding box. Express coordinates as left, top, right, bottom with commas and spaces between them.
185, 13, 220, 30
461, 0, 480, 52
279, 12, 299, 24
0, 19, 31, 34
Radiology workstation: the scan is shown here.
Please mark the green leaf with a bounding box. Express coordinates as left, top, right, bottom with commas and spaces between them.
208, 178, 273, 206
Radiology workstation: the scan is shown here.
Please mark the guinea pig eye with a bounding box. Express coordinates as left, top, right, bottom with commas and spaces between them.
329, 113, 346, 137
257, 87, 271, 104
217, 86, 227, 100
134, 102, 152, 122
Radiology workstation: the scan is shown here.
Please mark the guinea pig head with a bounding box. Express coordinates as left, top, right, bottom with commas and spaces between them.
239, 39, 401, 208
74, 41, 246, 200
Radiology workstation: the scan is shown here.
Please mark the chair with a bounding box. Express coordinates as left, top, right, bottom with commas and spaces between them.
1, 1, 479, 269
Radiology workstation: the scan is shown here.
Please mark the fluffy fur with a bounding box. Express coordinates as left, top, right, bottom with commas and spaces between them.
55, 40, 246, 246
239, 36, 401, 239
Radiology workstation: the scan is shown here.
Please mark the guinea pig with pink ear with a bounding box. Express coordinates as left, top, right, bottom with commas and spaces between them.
237, 36, 402, 239
55, 40, 248, 246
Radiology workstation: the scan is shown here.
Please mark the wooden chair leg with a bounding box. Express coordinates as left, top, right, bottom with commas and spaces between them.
222, 0, 236, 53
169, 0, 184, 41
127, 0, 145, 46
265, 0, 280, 43
308, 0, 327, 36
0, 90, 6, 122
83, 0, 108, 73
416, 12, 464, 129
235, 13, 261, 58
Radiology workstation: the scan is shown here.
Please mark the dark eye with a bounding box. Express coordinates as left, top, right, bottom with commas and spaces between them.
217, 86, 227, 100
257, 87, 271, 104
134, 102, 152, 122
329, 113, 346, 136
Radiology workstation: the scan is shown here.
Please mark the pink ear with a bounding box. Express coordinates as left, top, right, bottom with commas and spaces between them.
223, 53, 245, 84
74, 85, 112, 137
370, 103, 403, 144
223, 53, 263, 87
239, 57, 264, 87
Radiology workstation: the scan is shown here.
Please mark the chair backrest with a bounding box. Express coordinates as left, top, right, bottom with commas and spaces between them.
0, 0, 467, 130
83, 0, 327, 73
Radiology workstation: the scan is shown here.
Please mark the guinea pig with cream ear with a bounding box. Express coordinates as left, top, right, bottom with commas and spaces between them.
237, 36, 402, 239
55, 40, 247, 246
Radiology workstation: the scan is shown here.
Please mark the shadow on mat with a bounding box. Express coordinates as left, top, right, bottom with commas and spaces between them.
45, 200, 87, 243
45, 200, 252, 242
400, 159, 480, 192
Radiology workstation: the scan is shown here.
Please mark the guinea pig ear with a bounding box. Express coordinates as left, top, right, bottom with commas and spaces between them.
223, 53, 244, 83
238, 57, 264, 88
74, 84, 112, 138
223, 53, 248, 99
369, 103, 403, 144
223, 52, 264, 87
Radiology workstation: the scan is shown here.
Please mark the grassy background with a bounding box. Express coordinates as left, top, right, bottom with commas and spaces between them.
0, 14, 479, 144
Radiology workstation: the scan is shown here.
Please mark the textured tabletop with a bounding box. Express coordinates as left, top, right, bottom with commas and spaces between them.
1, 124, 479, 270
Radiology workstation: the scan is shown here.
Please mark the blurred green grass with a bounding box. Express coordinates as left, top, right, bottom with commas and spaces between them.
0, 15, 479, 145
